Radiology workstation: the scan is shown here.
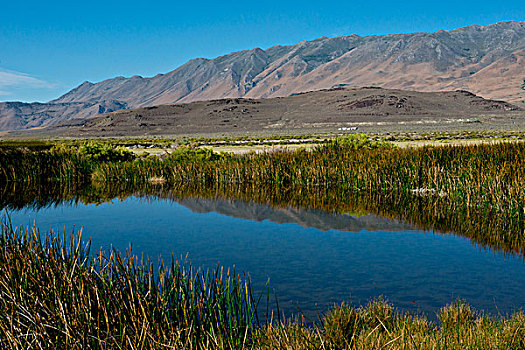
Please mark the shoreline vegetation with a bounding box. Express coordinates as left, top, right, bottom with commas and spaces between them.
1, 135, 523, 216
1, 223, 524, 349
1, 135, 525, 348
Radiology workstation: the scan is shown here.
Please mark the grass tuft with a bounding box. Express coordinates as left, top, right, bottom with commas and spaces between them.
1, 220, 524, 349
0, 220, 259, 349
439, 300, 475, 330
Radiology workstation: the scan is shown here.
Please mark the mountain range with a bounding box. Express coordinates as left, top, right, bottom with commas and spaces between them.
1, 20, 525, 131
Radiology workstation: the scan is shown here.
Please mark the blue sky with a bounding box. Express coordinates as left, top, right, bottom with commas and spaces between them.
1, 0, 524, 102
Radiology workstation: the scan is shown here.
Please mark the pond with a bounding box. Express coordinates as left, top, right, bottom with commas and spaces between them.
2, 184, 525, 321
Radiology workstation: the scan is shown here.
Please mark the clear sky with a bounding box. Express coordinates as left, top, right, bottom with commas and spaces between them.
1, 0, 524, 102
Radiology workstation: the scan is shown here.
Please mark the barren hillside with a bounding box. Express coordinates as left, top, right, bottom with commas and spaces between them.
53, 21, 525, 107
38, 87, 524, 138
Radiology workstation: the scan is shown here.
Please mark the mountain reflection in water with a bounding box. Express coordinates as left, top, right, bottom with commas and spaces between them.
178, 197, 418, 233
2, 182, 525, 320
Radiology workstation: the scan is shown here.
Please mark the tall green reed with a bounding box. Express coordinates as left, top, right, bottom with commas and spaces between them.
0, 220, 260, 349
87, 142, 525, 216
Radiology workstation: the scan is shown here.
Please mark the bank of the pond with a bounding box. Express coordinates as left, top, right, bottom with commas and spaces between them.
2, 138, 524, 259
0, 222, 524, 349
1, 138, 524, 216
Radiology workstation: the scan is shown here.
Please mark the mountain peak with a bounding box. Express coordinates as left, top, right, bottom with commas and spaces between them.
50, 20, 525, 107
6, 20, 525, 131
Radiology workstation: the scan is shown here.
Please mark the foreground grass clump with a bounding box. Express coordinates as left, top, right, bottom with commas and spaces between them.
1, 221, 524, 349
254, 301, 525, 349
0, 222, 259, 349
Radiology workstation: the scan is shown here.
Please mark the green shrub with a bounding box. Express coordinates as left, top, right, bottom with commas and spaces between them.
318, 134, 395, 151
77, 142, 135, 162
167, 146, 231, 162
48, 143, 77, 154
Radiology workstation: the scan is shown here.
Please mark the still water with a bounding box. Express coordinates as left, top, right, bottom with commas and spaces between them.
4, 195, 525, 320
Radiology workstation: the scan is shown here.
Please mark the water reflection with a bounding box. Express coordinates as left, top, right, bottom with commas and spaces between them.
3, 181, 525, 321
178, 197, 419, 233
2, 181, 524, 257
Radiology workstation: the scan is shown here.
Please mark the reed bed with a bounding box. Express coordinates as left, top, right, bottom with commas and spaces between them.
0, 147, 92, 185
0, 221, 524, 349
0, 221, 259, 349
90, 142, 525, 217
1, 141, 524, 217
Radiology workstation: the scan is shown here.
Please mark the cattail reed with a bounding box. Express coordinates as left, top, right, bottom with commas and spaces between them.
0, 221, 524, 349
0, 221, 259, 349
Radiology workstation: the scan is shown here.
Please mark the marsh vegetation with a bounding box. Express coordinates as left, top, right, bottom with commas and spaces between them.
1, 136, 524, 348
0, 222, 524, 349
1, 136, 524, 216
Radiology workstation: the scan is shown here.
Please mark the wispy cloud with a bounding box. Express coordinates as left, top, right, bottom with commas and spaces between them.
0, 69, 55, 96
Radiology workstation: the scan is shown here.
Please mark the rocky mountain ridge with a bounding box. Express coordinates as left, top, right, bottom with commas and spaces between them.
1, 20, 525, 131
0, 100, 128, 131
52, 21, 525, 107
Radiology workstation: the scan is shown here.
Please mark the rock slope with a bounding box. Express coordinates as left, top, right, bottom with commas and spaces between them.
53, 21, 525, 107
41, 87, 523, 138
2, 21, 525, 131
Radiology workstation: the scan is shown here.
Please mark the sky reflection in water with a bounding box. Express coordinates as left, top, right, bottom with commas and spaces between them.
4, 195, 525, 320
